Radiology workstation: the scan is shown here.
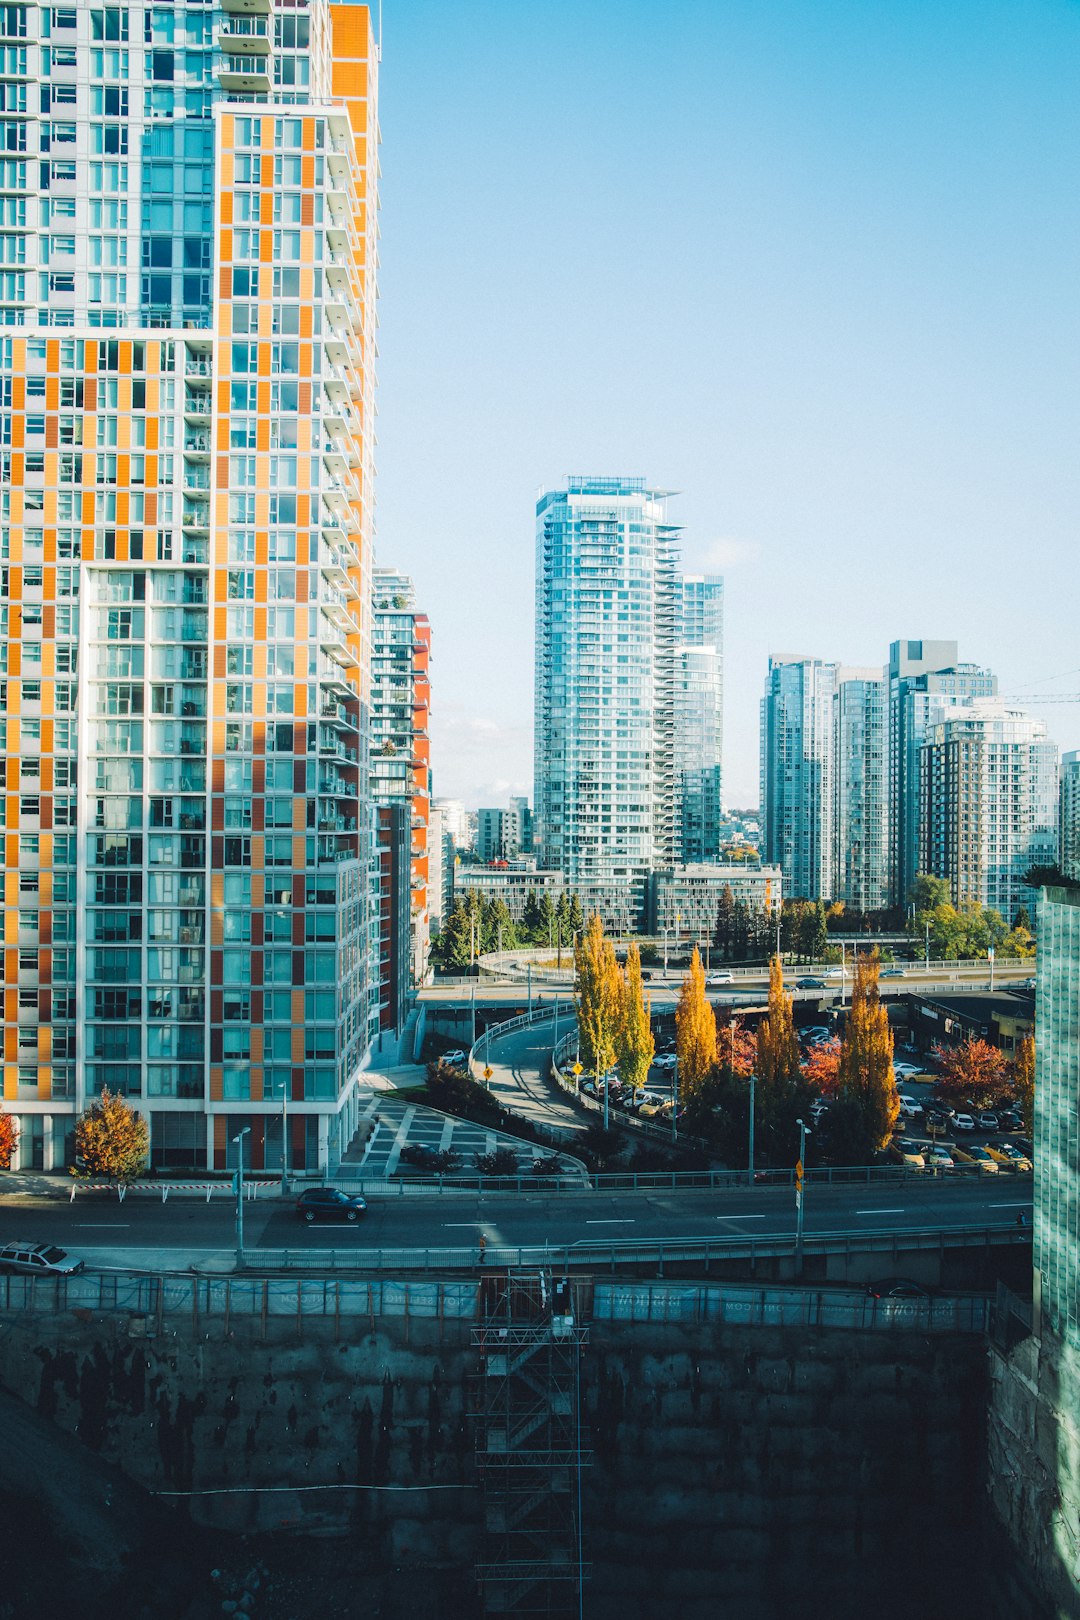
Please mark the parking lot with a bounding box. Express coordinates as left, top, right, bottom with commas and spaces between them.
346, 1094, 582, 1181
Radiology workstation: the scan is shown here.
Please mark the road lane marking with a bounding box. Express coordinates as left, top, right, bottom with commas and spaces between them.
855, 1208, 904, 1215
585, 1219, 634, 1225
443, 1223, 481, 1228
717, 1215, 766, 1221
77, 1224, 130, 1228
989, 1202, 1030, 1208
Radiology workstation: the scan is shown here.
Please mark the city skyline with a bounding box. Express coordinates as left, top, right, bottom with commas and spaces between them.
375, 0, 1080, 806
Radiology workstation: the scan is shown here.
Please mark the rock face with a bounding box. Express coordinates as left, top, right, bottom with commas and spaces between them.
0, 1299, 994, 1619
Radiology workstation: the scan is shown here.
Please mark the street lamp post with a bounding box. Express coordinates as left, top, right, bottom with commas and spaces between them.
280, 1077, 289, 1193
233, 1126, 251, 1269
840, 941, 846, 1009
670, 1055, 679, 1145
748, 1072, 756, 1185
924, 920, 930, 972
794, 1118, 810, 1276
600, 1054, 607, 1133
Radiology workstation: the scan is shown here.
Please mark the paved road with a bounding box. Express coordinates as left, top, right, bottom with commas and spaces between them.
0, 1175, 1032, 1271
421, 963, 1032, 1008
481, 1013, 589, 1138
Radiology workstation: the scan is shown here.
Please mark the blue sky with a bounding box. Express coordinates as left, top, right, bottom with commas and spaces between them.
373, 0, 1080, 806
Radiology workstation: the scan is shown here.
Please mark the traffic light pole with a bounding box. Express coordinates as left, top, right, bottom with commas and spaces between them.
794, 1118, 809, 1277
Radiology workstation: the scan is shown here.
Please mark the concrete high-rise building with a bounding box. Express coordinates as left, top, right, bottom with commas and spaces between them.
760, 656, 837, 900
888, 640, 998, 909
371, 569, 431, 1031
675, 575, 723, 863
534, 476, 679, 931
832, 666, 888, 913
0, 2, 381, 1172
432, 797, 472, 853
427, 802, 453, 937
476, 796, 532, 864
918, 699, 1059, 925
1061, 751, 1080, 884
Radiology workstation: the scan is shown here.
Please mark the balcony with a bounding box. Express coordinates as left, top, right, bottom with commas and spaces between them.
217, 55, 271, 93
184, 430, 211, 457
183, 395, 211, 418
216, 16, 270, 51
185, 355, 213, 378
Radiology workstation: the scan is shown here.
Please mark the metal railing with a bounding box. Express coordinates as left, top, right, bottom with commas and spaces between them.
0, 1269, 992, 1336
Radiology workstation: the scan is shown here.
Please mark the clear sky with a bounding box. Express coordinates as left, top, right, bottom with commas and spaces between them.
373, 0, 1080, 808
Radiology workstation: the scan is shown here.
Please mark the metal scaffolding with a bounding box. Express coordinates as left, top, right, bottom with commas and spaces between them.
472, 1272, 591, 1617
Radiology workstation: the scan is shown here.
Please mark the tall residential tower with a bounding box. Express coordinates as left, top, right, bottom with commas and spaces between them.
759, 655, 837, 901
1, 0, 381, 1172
675, 573, 724, 863
534, 476, 679, 931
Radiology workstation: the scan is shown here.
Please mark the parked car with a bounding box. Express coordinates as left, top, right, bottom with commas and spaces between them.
0, 1242, 84, 1276
440, 1049, 468, 1067
897, 1096, 922, 1118
963, 1146, 1000, 1174
652, 1053, 678, 1070
795, 977, 826, 990
986, 1142, 1033, 1172
950, 1112, 976, 1132
926, 1146, 955, 1172
888, 1140, 926, 1169
295, 1188, 368, 1222
893, 1061, 924, 1078
809, 1100, 829, 1121
706, 971, 734, 986
998, 1110, 1023, 1132
638, 1100, 666, 1119
867, 1277, 929, 1299
977, 1112, 1000, 1133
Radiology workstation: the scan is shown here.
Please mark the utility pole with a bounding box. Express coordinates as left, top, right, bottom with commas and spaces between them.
280, 1076, 289, 1192
924, 920, 930, 973
527, 963, 533, 1017
989, 945, 995, 992
670, 1055, 679, 1145
233, 1126, 251, 1269
794, 1118, 810, 1276
840, 940, 846, 1009
471, 980, 477, 1049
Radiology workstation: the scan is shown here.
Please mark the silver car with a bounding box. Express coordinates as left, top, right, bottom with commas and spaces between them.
0, 1241, 84, 1276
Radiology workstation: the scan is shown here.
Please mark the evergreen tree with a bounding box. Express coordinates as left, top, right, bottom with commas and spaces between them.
537, 890, 556, 950
574, 913, 623, 1078
616, 944, 655, 1094
837, 952, 898, 1156
1013, 904, 1032, 932
713, 885, 736, 958
521, 887, 542, 941
675, 946, 717, 1094
568, 893, 584, 934
432, 895, 471, 969
488, 898, 516, 954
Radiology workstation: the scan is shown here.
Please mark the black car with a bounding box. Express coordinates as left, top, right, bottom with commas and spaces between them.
867, 1277, 929, 1300
795, 977, 826, 990
295, 1188, 367, 1223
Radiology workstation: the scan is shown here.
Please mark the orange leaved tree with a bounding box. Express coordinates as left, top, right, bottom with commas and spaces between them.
675, 946, 717, 1094
74, 1087, 150, 1184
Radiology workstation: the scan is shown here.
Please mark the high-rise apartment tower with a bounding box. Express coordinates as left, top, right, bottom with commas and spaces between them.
832, 665, 888, 913
918, 699, 1058, 925
888, 640, 997, 909
0, 0, 381, 1172
760, 655, 837, 901
675, 574, 723, 863
534, 476, 678, 931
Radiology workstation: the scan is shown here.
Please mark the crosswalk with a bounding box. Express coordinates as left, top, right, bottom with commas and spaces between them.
340, 1094, 567, 1181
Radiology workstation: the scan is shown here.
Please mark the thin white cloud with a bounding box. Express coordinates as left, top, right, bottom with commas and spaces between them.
692, 535, 763, 572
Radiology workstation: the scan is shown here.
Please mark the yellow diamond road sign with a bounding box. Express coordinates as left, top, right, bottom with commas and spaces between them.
483, 1065, 493, 1081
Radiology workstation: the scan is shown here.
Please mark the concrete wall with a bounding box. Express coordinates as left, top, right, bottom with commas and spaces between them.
987, 1326, 1080, 1619
0, 1287, 999, 1619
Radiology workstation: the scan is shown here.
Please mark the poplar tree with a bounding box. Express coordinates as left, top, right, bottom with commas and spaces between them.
617, 943, 655, 1094
756, 955, 802, 1108
713, 885, 735, 958
1011, 1033, 1035, 1134
675, 946, 717, 1092
574, 913, 622, 1078
837, 952, 899, 1154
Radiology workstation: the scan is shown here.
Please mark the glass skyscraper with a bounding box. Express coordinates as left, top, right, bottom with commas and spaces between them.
832, 665, 888, 913
1035, 884, 1080, 1346
759, 654, 837, 901
675, 573, 723, 863
534, 476, 679, 931
0, 0, 381, 1171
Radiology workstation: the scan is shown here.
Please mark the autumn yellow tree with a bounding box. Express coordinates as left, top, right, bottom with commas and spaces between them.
675, 946, 717, 1093
757, 956, 801, 1097
74, 1087, 150, 1183
0, 1108, 19, 1172
835, 952, 898, 1156
617, 943, 655, 1094
1011, 1033, 1035, 1135
574, 913, 623, 1081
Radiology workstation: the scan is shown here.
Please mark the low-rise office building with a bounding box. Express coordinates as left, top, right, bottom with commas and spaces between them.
648, 864, 783, 938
